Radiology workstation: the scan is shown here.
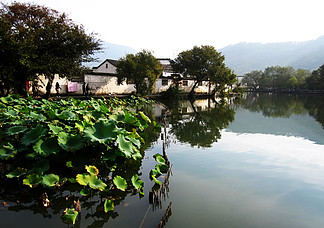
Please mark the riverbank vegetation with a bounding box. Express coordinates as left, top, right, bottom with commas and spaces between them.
0, 95, 168, 225
242, 64, 324, 92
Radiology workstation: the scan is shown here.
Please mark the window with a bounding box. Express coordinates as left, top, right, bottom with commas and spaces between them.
182, 80, 188, 86
162, 79, 168, 86
106, 63, 108, 68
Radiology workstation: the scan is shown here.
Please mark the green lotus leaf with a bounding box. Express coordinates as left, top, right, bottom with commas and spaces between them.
58, 132, 83, 152
30, 112, 46, 121
85, 165, 99, 176
139, 111, 151, 124
131, 174, 144, 191
76, 173, 90, 186
42, 174, 60, 187
150, 168, 161, 177
57, 110, 77, 120
84, 120, 118, 144
126, 136, 141, 148
33, 137, 60, 156
151, 174, 161, 186
113, 175, 127, 191
104, 199, 114, 213
5, 110, 18, 117
21, 125, 47, 146
116, 134, 133, 158
132, 151, 142, 160
61, 208, 79, 224
48, 124, 64, 135
6, 167, 27, 178
0, 96, 13, 104
68, 178, 77, 184
0, 142, 17, 160
30, 160, 50, 175
23, 173, 42, 188
6, 126, 27, 135
155, 163, 169, 174
124, 112, 139, 124
88, 175, 107, 191
80, 188, 90, 196
66, 161, 73, 168
153, 153, 166, 165
109, 114, 125, 122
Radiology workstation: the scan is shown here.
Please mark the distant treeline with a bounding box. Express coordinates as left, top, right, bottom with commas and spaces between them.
242, 64, 324, 92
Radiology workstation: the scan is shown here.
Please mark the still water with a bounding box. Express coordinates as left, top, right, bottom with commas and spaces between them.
2, 93, 324, 227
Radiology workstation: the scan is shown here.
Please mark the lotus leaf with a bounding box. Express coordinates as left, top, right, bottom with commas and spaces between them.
48, 124, 63, 134
80, 188, 90, 196
139, 111, 151, 124
0, 96, 13, 104
131, 174, 144, 192
58, 132, 83, 152
6, 167, 27, 178
85, 165, 99, 175
151, 174, 161, 186
6, 126, 27, 135
33, 138, 60, 156
104, 199, 114, 212
5, 110, 18, 117
76, 173, 90, 186
66, 161, 73, 168
61, 208, 79, 224
153, 153, 166, 165
84, 120, 118, 144
116, 134, 134, 158
23, 173, 43, 187
113, 175, 127, 191
21, 125, 47, 146
155, 163, 169, 173
57, 110, 77, 120
30, 112, 46, 121
124, 112, 139, 124
88, 175, 107, 191
132, 151, 142, 160
42, 174, 60, 187
0, 142, 17, 160
126, 136, 141, 148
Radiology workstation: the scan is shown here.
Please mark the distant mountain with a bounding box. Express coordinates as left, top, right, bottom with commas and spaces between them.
84, 41, 138, 68
220, 36, 324, 75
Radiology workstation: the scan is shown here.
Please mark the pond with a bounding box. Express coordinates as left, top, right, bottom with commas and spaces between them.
1, 93, 324, 227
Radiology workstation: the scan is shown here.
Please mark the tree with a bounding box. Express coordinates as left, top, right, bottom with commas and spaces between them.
242, 70, 263, 90
306, 64, 324, 90
171, 45, 236, 96
0, 2, 100, 96
116, 50, 162, 96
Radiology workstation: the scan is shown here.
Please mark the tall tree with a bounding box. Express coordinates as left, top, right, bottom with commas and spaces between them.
171, 45, 236, 96
0, 2, 100, 96
116, 50, 162, 96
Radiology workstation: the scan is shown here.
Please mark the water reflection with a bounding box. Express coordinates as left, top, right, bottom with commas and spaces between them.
160, 99, 236, 148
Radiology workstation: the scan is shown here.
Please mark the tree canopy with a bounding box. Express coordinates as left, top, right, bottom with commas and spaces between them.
0, 2, 100, 96
116, 50, 162, 96
171, 45, 236, 96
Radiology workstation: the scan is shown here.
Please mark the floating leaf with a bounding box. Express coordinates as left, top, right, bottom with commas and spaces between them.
84, 120, 118, 144
21, 125, 47, 146
0, 142, 17, 160
23, 174, 42, 188
76, 173, 90, 186
30, 112, 46, 121
61, 208, 78, 224
48, 124, 63, 135
151, 174, 161, 186
131, 174, 144, 192
6, 126, 27, 135
126, 136, 141, 148
58, 132, 83, 152
104, 199, 114, 212
66, 161, 73, 168
139, 111, 151, 123
80, 188, 90, 196
33, 138, 60, 156
153, 153, 166, 165
57, 110, 77, 120
85, 165, 99, 176
88, 175, 107, 191
113, 175, 127, 191
116, 134, 133, 158
42, 174, 60, 187
6, 167, 27, 178
155, 163, 169, 174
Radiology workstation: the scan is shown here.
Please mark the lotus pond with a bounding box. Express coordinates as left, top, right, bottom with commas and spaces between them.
1, 93, 324, 228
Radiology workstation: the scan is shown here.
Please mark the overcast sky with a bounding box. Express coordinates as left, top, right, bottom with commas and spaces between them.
4, 0, 324, 58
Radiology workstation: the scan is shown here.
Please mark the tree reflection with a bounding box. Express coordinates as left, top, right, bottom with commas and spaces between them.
239, 93, 324, 129
162, 99, 236, 148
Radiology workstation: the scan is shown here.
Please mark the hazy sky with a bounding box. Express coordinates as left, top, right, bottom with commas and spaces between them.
4, 0, 324, 57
